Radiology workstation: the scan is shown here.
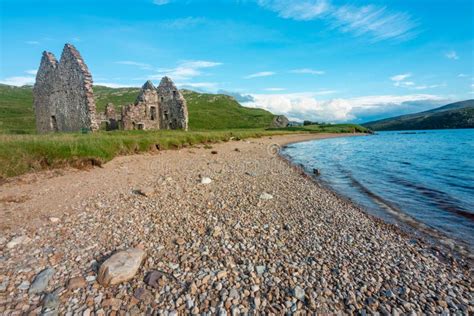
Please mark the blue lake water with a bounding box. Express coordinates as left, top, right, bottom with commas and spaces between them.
282, 129, 474, 251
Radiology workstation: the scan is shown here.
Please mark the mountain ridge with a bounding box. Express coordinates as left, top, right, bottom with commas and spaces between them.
362, 100, 474, 131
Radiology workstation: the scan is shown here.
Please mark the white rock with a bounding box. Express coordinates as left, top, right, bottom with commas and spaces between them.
7, 235, 31, 249
49, 217, 60, 223
259, 193, 273, 200
201, 177, 212, 184
97, 248, 146, 286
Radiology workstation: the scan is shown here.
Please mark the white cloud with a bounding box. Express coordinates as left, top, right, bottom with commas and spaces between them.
153, 0, 171, 5
162, 17, 207, 29
331, 5, 417, 41
0, 76, 35, 86
445, 51, 459, 60
116, 61, 153, 71
177, 82, 219, 89
155, 60, 222, 81
264, 88, 286, 91
25, 70, 38, 75
390, 73, 411, 82
256, 0, 417, 41
257, 0, 329, 20
457, 73, 469, 78
244, 71, 276, 79
25, 41, 40, 45
290, 68, 325, 75
242, 92, 445, 122
94, 82, 136, 88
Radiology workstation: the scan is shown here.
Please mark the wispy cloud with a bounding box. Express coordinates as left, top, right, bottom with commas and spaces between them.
153, 0, 171, 5
244, 71, 276, 79
95, 82, 136, 88
0, 76, 35, 86
177, 82, 219, 89
290, 68, 325, 75
264, 87, 286, 91
152, 60, 222, 81
25, 70, 38, 75
330, 5, 417, 42
390, 73, 413, 87
256, 0, 418, 42
257, 0, 329, 20
25, 41, 40, 45
445, 50, 459, 60
161, 17, 207, 29
116, 61, 153, 71
458, 73, 468, 78
391, 73, 445, 90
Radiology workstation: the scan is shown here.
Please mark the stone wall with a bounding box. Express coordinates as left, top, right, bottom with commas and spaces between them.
33, 44, 188, 133
157, 77, 188, 131
121, 78, 188, 131
33, 44, 98, 133
121, 81, 161, 131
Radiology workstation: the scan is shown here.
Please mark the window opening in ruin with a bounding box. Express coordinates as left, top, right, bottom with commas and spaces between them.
173, 90, 177, 99
150, 106, 157, 120
164, 110, 169, 120
50, 116, 58, 132
161, 97, 164, 102
138, 123, 144, 130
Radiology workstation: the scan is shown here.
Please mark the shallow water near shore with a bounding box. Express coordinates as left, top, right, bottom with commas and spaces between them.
282, 129, 474, 251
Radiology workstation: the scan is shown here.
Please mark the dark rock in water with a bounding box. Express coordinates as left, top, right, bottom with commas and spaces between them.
313, 168, 320, 176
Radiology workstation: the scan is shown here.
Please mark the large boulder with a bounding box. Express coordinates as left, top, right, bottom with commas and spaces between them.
270, 115, 289, 128
97, 248, 146, 286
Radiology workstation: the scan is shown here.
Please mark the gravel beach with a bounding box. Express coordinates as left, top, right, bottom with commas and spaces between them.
0, 133, 472, 315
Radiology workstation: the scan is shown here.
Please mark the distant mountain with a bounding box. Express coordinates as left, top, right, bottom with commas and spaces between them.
363, 100, 474, 131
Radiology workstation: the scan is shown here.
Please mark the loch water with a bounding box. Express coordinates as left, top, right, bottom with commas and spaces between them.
282, 129, 474, 250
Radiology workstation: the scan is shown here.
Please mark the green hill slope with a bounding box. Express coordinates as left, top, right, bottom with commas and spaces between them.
0, 84, 274, 133
363, 100, 474, 131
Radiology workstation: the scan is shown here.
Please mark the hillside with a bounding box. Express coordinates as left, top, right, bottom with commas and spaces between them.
0, 84, 275, 133
363, 100, 474, 131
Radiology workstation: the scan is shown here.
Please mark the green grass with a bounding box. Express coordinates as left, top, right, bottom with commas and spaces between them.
0, 129, 292, 179
0, 84, 274, 133
0, 84, 36, 134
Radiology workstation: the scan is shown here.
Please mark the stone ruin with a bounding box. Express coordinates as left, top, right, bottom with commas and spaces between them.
115, 78, 188, 131
34, 43, 188, 133
34, 44, 98, 133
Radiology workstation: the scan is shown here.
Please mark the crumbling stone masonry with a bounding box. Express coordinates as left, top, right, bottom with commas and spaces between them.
120, 77, 188, 131
34, 44, 98, 133
34, 44, 188, 133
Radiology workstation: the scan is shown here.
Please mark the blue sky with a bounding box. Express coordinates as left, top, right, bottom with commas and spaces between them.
0, 0, 473, 122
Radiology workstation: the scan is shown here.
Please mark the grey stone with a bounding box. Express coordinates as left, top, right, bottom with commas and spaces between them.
29, 268, 55, 294
293, 286, 305, 301
97, 248, 145, 286
270, 115, 289, 128
42, 291, 59, 310
34, 44, 98, 133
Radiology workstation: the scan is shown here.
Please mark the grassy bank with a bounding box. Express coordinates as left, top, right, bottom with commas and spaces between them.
0, 129, 282, 179
0, 124, 368, 179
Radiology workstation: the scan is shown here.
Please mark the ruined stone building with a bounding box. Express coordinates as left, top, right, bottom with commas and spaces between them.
116, 78, 188, 131
34, 44, 98, 133
34, 43, 188, 133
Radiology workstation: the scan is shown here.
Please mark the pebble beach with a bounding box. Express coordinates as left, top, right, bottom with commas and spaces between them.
0, 133, 472, 315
